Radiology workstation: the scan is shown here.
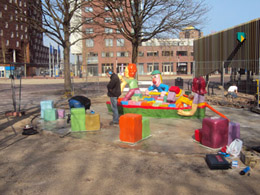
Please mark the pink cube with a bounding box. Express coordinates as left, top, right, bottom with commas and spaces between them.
57, 109, 65, 119
201, 117, 229, 148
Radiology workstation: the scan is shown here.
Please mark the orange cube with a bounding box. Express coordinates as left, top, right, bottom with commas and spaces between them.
119, 114, 142, 143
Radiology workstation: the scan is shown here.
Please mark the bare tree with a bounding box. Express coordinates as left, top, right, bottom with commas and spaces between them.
90, 0, 208, 64
13, 0, 94, 95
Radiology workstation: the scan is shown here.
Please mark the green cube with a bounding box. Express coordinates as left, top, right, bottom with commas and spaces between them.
44, 108, 57, 121
71, 108, 86, 131
142, 117, 151, 139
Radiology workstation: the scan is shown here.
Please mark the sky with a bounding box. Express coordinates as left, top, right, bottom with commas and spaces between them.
44, 0, 260, 61
202, 0, 260, 36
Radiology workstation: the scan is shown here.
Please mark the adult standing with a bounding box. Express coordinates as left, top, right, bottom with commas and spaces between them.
106, 69, 121, 125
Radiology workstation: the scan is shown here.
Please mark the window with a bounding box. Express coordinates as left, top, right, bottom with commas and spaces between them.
86, 28, 93, 34
191, 52, 194, 56
11, 32, 14, 38
101, 52, 113, 57
16, 41, 19, 47
147, 51, 158, 57
105, 39, 113, 47
21, 34, 23, 40
176, 51, 187, 56
0, 11, 2, 18
85, 7, 93, 12
104, 17, 112, 23
105, 28, 113, 34
16, 32, 19, 37
104, 6, 110, 11
138, 51, 144, 57
147, 63, 159, 73
87, 52, 98, 57
4, 5, 7, 10
116, 28, 124, 34
6, 40, 9, 46
85, 17, 93, 23
102, 63, 113, 74
5, 22, 8, 28
86, 39, 94, 47
10, 15, 13, 21
116, 7, 123, 12
21, 25, 23, 30
0, 30, 3, 36
116, 39, 124, 46
25, 27, 27, 32
162, 51, 173, 57
116, 17, 122, 22
117, 52, 128, 57
9, 0, 12, 3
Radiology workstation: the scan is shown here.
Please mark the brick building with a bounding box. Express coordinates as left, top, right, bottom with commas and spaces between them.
0, 0, 57, 78
71, 1, 203, 77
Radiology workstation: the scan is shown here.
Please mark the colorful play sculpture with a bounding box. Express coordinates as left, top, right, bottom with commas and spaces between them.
119, 63, 141, 101
106, 75, 206, 119
145, 70, 169, 97
178, 76, 207, 116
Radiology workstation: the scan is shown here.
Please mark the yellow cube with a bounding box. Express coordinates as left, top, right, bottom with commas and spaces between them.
85, 113, 100, 131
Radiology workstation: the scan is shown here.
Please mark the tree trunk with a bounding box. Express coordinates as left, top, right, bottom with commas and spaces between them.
63, 37, 72, 95
132, 42, 139, 64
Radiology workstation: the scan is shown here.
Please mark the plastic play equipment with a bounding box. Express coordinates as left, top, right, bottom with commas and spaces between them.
145, 70, 169, 97
119, 63, 141, 101
178, 76, 206, 117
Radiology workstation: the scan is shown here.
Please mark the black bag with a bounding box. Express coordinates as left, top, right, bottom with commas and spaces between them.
69, 96, 91, 110
205, 154, 231, 170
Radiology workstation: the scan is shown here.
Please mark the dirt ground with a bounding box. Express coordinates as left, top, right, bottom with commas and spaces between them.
0, 79, 260, 195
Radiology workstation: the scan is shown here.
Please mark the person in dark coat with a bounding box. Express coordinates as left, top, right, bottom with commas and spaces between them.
106, 69, 121, 125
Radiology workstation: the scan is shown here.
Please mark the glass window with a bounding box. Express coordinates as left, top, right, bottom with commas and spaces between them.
0, 11, 2, 18
105, 28, 113, 33
105, 39, 113, 47
116, 52, 128, 57
86, 39, 94, 47
176, 51, 187, 56
86, 28, 93, 34
6, 40, 9, 46
104, 17, 112, 23
85, 7, 93, 12
102, 52, 113, 57
102, 63, 113, 74
138, 51, 144, 57
147, 51, 158, 57
85, 18, 93, 23
116, 39, 124, 46
162, 51, 173, 56
5, 22, 8, 28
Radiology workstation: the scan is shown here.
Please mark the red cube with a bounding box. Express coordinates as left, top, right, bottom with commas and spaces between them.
119, 114, 142, 143
201, 117, 229, 148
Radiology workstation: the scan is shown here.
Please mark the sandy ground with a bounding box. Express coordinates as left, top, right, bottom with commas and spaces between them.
0, 79, 260, 195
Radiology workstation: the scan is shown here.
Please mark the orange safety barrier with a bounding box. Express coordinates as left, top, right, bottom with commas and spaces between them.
205, 103, 230, 121
119, 113, 142, 143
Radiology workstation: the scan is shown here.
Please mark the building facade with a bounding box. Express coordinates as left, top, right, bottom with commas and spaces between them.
0, 0, 57, 78
70, 2, 202, 77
